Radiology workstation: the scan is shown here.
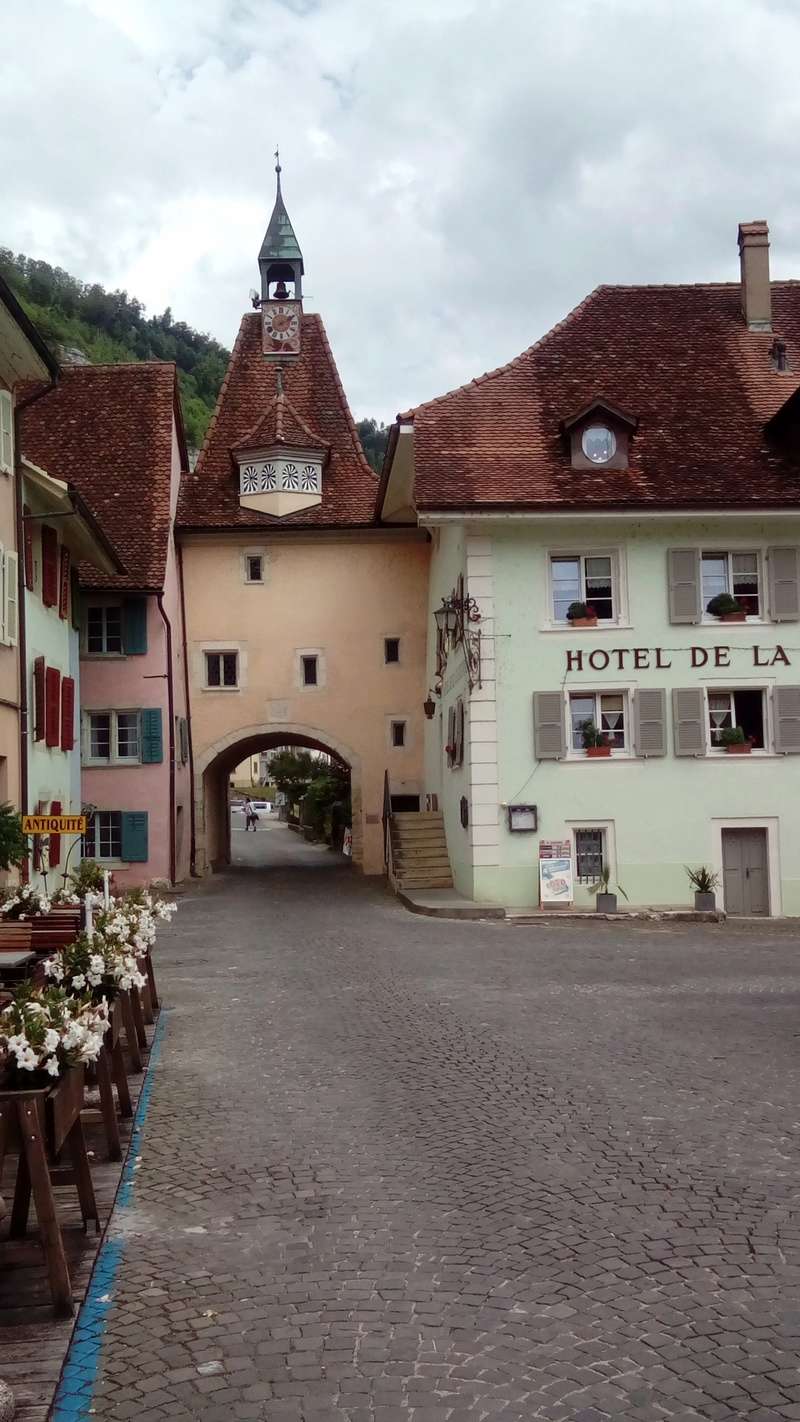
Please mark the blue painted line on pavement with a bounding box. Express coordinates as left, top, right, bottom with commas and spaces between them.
52, 1007, 169, 1422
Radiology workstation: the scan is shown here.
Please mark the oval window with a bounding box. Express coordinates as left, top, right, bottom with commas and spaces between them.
581, 425, 616, 464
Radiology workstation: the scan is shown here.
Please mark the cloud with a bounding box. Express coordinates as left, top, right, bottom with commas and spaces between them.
4, 0, 800, 420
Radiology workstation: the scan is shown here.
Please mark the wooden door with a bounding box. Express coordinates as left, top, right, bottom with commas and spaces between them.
722, 829, 769, 915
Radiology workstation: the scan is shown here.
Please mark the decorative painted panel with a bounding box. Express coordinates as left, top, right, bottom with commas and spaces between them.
238, 457, 321, 497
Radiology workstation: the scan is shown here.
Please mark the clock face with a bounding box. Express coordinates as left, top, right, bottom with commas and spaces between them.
262, 302, 300, 354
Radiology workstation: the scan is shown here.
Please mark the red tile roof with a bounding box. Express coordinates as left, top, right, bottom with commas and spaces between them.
397, 282, 800, 511
179, 312, 375, 529
20, 362, 182, 590
234, 389, 327, 455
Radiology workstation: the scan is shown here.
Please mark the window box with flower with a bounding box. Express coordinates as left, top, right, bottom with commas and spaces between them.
566, 601, 598, 629
580, 720, 612, 757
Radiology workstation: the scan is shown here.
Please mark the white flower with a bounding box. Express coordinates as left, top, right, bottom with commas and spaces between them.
89, 955, 105, 974
18, 1047, 38, 1070
44, 1028, 60, 1053
45, 1056, 60, 1077
71, 973, 86, 989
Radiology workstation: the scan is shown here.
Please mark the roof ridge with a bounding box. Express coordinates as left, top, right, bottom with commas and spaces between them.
194, 318, 249, 475
61, 360, 177, 372
400, 286, 604, 420
307, 312, 375, 478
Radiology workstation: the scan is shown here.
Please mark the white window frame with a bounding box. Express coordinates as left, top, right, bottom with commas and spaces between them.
704, 685, 771, 755
566, 687, 632, 758
82, 810, 123, 862
0, 390, 13, 475
83, 598, 125, 656
243, 549, 265, 584
204, 650, 239, 690
83, 709, 143, 766
295, 647, 326, 691
701, 549, 764, 623
546, 547, 627, 628
566, 819, 618, 890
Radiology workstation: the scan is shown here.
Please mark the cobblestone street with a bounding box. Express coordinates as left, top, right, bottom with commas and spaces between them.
77, 845, 800, 1421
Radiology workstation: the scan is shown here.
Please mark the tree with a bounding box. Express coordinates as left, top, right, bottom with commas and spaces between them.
356, 418, 389, 473
267, 749, 317, 802
0, 803, 27, 870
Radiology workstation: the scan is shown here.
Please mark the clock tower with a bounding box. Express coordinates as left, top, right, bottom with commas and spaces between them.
256, 150, 304, 358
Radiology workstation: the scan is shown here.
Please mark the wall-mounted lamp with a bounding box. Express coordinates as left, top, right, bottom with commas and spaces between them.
507, 804, 538, 833
423, 691, 437, 720
432, 577, 482, 691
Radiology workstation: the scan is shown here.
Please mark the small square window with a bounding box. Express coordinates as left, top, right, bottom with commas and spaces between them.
83, 811, 122, 860
391, 720, 406, 748
384, 637, 400, 664
86, 604, 123, 654
302, 655, 318, 687
551, 553, 615, 622
246, 555, 263, 583
205, 651, 238, 688
116, 712, 140, 760
89, 712, 111, 760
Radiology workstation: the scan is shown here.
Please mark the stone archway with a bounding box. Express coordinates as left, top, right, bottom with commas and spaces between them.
194, 721, 363, 875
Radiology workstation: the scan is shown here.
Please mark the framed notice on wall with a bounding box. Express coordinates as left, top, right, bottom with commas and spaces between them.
539, 839, 573, 906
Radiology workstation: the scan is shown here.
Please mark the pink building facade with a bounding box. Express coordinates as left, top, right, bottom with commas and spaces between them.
21, 365, 191, 887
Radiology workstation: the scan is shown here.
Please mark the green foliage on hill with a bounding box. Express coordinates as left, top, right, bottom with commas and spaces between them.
0, 249, 229, 450
356, 417, 389, 473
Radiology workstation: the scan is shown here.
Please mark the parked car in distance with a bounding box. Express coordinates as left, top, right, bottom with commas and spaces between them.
231, 799, 273, 818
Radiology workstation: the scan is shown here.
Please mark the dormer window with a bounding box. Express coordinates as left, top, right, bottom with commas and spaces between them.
562, 400, 637, 471
581, 426, 616, 464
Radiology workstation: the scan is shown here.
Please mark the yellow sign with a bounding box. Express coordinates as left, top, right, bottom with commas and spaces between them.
22, 814, 87, 835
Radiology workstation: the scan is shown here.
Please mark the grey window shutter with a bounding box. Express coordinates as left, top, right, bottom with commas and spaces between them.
768, 547, 800, 622
667, 549, 701, 624
773, 686, 800, 752
447, 705, 456, 767
635, 689, 667, 757
672, 688, 706, 756
456, 698, 465, 767
533, 692, 566, 760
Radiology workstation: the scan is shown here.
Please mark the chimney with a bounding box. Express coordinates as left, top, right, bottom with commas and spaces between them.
738, 220, 771, 331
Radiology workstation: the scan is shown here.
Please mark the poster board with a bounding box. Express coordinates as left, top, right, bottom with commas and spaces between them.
538, 839, 573, 906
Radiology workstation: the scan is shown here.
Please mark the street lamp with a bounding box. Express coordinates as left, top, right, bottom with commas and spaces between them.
423, 691, 437, 720
433, 596, 458, 638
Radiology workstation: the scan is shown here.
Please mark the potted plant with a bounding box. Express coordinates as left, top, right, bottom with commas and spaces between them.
566, 601, 598, 628
581, 720, 612, 757
719, 726, 752, 754
589, 866, 629, 913
0, 982, 109, 1087
707, 592, 746, 622
0, 884, 52, 920
686, 865, 719, 912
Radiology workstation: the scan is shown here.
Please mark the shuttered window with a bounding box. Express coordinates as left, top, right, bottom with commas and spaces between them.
23, 507, 34, 590
773, 686, 800, 753
767, 548, 800, 622
454, 698, 465, 767
634, 688, 667, 757
446, 704, 456, 768
3, 551, 18, 647
45, 666, 61, 747
86, 603, 123, 654
83, 812, 122, 860
32, 657, 45, 741
140, 708, 163, 763
667, 549, 701, 624
122, 597, 148, 654
41, 526, 59, 608
672, 688, 706, 756
58, 547, 71, 620
121, 812, 149, 862
60, 678, 76, 751
533, 691, 566, 760
49, 800, 62, 868
0, 390, 12, 474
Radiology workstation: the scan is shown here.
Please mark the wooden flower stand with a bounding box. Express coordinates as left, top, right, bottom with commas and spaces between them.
0, 1066, 98, 1316
87, 998, 132, 1162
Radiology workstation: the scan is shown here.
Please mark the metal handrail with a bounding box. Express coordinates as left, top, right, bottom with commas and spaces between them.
382, 768, 392, 872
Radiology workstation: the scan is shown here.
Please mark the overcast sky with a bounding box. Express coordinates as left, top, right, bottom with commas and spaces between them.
4, 0, 800, 421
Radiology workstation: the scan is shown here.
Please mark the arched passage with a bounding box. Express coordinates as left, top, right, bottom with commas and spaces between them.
194, 722, 363, 875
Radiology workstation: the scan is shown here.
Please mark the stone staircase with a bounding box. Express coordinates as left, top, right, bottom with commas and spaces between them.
389, 811, 453, 890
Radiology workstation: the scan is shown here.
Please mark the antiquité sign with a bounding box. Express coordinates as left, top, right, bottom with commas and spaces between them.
22, 814, 86, 835
566, 644, 792, 672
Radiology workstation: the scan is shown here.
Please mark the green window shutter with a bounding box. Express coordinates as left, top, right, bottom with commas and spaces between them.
121, 812, 149, 863
123, 597, 148, 654
140, 708, 163, 763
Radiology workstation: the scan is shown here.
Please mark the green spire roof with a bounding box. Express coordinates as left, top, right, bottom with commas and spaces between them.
259, 157, 304, 270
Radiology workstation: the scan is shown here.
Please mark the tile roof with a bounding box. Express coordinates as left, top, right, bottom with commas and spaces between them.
399, 282, 800, 511
179, 312, 376, 530
234, 389, 327, 454
20, 362, 181, 589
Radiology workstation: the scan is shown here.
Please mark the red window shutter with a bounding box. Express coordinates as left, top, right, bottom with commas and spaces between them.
32, 800, 45, 871
41, 526, 58, 607
23, 506, 34, 590
58, 547, 71, 619
60, 677, 75, 751
33, 656, 45, 741
45, 666, 61, 747
49, 800, 62, 868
